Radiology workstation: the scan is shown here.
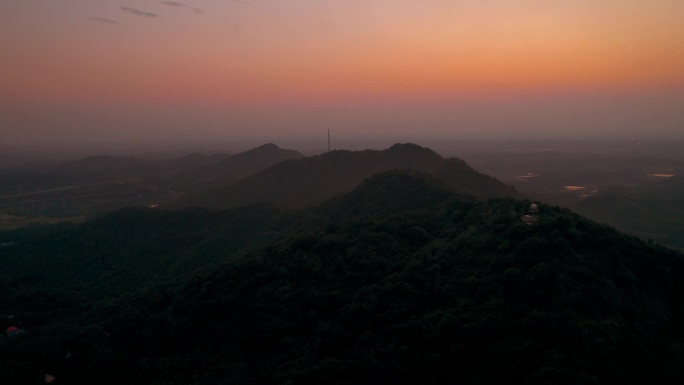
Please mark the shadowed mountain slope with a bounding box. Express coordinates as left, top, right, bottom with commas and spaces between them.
0, 145, 303, 217
0, 205, 301, 315
1, 172, 684, 384
178, 143, 304, 182
319, 170, 465, 220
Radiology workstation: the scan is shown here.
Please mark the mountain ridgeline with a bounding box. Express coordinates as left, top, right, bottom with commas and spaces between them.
0, 143, 304, 196
175, 143, 521, 209
179, 143, 304, 182
1, 145, 683, 384
0, 143, 304, 227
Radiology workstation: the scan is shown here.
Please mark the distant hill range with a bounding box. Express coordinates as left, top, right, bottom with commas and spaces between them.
0, 144, 303, 198
174, 143, 304, 183
319, 170, 462, 220
0, 155, 158, 196
176, 143, 520, 209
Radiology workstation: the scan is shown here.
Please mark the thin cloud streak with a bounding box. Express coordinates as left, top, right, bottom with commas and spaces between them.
159, 2, 204, 14
160, 1, 186, 7
120, 6, 158, 18
90, 17, 122, 24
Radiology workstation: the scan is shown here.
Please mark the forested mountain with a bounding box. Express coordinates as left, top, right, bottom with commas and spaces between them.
176, 143, 520, 209
455, 142, 683, 251
1, 170, 683, 384
0, 205, 301, 313
573, 176, 684, 250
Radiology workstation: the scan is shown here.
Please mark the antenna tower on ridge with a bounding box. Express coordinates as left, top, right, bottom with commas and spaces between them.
328, 129, 331, 152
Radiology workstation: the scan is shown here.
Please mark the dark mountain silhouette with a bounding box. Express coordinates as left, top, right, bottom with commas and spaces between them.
319, 169, 464, 219
0, 145, 303, 219
0, 144, 300, 197
0, 206, 300, 313
2, 171, 683, 384
177, 143, 304, 182
429, 157, 519, 197
177, 143, 520, 209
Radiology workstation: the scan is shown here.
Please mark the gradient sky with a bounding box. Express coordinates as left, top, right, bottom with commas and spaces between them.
1, 0, 684, 142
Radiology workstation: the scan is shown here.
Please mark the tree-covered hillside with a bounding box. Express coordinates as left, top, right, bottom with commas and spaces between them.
1, 171, 683, 384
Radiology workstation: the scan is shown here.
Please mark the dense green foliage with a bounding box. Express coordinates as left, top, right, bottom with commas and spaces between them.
1, 171, 683, 384
0, 205, 301, 322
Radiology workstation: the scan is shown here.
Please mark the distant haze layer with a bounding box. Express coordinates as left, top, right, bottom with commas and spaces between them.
1, 0, 683, 141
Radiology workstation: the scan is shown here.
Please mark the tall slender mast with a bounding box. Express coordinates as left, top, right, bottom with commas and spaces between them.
327, 129, 330, 152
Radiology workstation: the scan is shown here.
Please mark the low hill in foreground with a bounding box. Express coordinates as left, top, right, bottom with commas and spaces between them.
1, 171, 683, 384
176, 143, 520, 209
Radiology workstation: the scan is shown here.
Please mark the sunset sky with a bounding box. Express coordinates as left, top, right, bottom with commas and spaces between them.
1, 0, 683, 142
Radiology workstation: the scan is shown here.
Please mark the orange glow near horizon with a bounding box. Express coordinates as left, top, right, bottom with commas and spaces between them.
6, 39, 683, 106
2, 0, 683, 104
1, 0, 684, 141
